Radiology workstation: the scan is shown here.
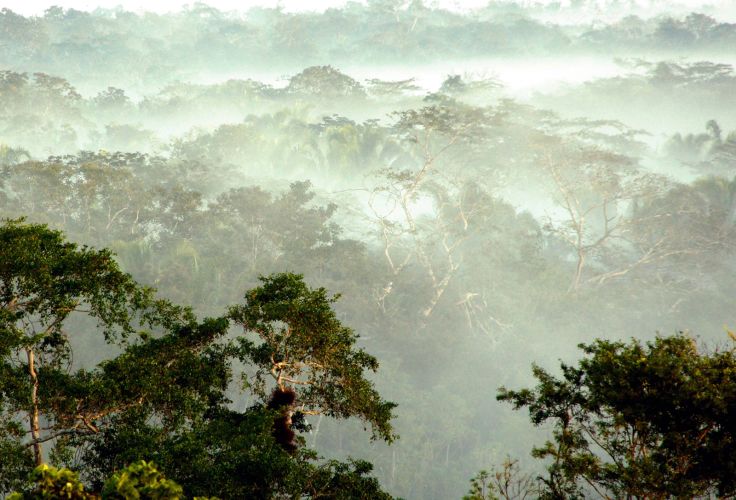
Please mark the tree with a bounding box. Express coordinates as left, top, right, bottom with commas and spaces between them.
9, 463, 93, 500
228, 272, 397, 443
93, 87, 130, 110
0, 221, 397, 498
0, 71, 29, 114
464, 470, 497, 500
78, 273, 397, 498
85, 404, 394, 499
498, 334, 736, 499
31, 73, 81, 114
0, 219, 230, 494
439, 74, 502, 102
100, 460, 186, 499
539, 145, 669, 291
464, 458, 539, 500
9, 460, 212, 499
0, 219, 164, 467
368, 102, 501, 319
621, 175, 736, 306
0, 154, 158, 244
11, 457, 391, 500
286, 66, 366, 99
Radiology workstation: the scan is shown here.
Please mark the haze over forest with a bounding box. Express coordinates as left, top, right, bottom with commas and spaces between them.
2, 0, 736, 498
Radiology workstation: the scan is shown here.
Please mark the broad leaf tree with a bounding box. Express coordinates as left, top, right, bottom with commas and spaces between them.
498, 335, 736, 499
0, 219, 168, 467
228, 272, 397, 443
0, 221, 398, 498
0, 220, 229, 493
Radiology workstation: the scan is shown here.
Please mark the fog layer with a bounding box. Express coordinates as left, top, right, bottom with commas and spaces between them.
1, 2, 735, 498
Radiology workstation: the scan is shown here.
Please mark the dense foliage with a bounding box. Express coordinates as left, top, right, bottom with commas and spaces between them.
0, 221, 396, 498
498, 335, 736, 499
229, 273, 397, 443
9, 461, 206, 499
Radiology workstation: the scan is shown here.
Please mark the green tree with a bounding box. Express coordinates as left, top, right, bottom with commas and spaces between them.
101, 460, 184, 499
86, 405, 394, 499
498, 334, 736, 499
286, 66, 366, 99
464, 459, 538, 500
80, 272, 397, 498
9, 460, 216, 499
1, 221, 396, 499
8, 463, 93, 500
0, 219, 230, 493
0, 219, 163, 467
228, 272, 397, 443
463, 470, 497, 500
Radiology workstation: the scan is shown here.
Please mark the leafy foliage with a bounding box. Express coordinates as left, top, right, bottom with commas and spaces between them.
9, 461, 217, 500
463, 458, 538, 500
229, 273, 397, 443
463, 470, 498, 500
8, 464, 92, 500
0, 218, 184, 469
0, 221, 396, 499
498, 335, 736, 498
101, 460, 184, 500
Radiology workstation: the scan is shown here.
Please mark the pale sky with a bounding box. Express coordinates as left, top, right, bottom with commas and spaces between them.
9, 0, 456, 15
0, 0, 727, 17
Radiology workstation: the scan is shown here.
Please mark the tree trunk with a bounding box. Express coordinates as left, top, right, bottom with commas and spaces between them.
571, 250, 586, 292
26, 348, 43, 465
310, 414, 323, 448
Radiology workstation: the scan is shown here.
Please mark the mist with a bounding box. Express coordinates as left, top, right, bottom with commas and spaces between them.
1, 1, 736, 498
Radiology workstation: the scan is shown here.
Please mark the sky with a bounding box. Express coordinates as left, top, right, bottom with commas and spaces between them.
0, 0, 728, 16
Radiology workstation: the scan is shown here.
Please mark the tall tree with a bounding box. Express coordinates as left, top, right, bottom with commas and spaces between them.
498, 335, 736, 499
228, 272, 397, 443
0, 219, 164, 467
368, 102, 500, 319
0, 219, 228, 493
